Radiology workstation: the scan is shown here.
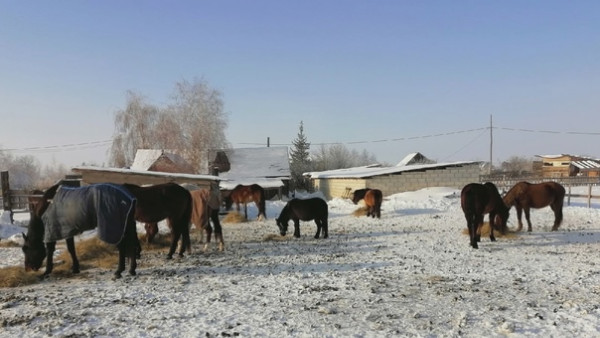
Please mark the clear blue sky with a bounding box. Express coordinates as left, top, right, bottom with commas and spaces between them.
1, 1, 599, 168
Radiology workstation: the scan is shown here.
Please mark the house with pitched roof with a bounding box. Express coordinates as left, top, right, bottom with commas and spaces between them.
208, 146, 291, 197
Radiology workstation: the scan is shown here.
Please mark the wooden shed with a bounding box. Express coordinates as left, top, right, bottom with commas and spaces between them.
71, 166, 220, 190
131, 149, 196, 174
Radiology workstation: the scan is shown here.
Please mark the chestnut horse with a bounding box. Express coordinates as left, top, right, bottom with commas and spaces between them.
190, 188, 224, 251
461, 182, 510, 249
123, 183, 192, 259
503, 181, 565, 232
224, 184, 266, 220
351, 188, 371, 204
364, 189, 383, 218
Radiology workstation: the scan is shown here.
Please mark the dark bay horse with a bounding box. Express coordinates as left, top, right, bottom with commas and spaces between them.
123, 183, 192, 259
503, 181, 565, 232
461, 182, 510, 249
351, 188, 371, 204
22, 183, 140, 278
276, 198, 328, 239
224, 184, 266, 220
364, 189, 383, 218
190, 188, 224, 252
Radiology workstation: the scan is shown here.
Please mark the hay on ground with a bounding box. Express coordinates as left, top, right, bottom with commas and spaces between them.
222, 211, 247, 224
461, 222, 519, 239
353, 207, 368, 217
0, 266, 40, 288
263, 233, 288, 241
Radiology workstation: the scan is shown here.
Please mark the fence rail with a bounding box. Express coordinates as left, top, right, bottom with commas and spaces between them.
481, 175, 600, 208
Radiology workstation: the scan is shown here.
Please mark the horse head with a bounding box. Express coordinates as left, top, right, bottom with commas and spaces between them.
276, 205, 290, 236
493, 205, 510, 235
22, 216, 46, 272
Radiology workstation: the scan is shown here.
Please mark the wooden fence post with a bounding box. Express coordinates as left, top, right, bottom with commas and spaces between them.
1, 171, 13, 223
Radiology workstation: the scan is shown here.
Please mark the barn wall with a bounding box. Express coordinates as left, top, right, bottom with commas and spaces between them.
313, 163, 480, 200
368, 164, 480, 196
313, 178, 366, 200
75, 171, 215, 189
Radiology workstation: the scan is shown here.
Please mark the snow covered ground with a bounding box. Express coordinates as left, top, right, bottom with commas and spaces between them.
2, 187, 600, 337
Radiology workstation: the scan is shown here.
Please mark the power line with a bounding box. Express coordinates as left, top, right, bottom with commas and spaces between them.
2, 140, 113, 154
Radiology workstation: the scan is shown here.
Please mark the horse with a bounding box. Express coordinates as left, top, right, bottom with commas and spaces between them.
364, 189, 383, 218
276, 198, 329, 239
224, 184, 266, 220
460, 182, 510, 249
22, 183, 140, 278
503, 181, 565, 232
123, 183, 192, 259
190, 188, 224, 252
351, 188, 371, 204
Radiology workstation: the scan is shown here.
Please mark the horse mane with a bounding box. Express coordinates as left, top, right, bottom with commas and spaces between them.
502, 182, 528, 207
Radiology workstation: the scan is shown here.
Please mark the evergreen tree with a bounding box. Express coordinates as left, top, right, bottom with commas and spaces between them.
289, 121, 311, 191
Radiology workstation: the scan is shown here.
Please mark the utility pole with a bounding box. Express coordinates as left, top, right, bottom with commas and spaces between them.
489, 115, 493, 175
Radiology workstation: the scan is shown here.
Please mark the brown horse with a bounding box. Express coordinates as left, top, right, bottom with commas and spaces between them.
364, 189, 383, 218
503, 181, 565, 232
224, 184, 266, 220
190, 188, 224, 251
351, 188, 371, 204
461, 182, 510, 249
123, 183, 192, 259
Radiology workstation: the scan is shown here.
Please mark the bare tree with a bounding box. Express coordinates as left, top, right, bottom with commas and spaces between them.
500, 156, 534, 176
109, 79, 229, 173
312, 144, 377, 171
0, 150, 40, 189
167, 78, 229, 173
109, 91, 159, 168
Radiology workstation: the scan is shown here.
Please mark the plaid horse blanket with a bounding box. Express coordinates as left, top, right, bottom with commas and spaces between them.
42, 184, 136, 245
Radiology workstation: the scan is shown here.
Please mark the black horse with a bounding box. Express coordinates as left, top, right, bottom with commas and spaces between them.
123, 183, 193, 259
276, 198, 329, 239
460, 182, 510, 249
22, 183, 140, 279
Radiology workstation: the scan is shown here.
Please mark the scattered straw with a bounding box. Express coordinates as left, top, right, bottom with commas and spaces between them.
353, 207, 368, 217
0, 266, 40, 288
264, 234, 287, 241
222, 211, 247, 224
461, 222, 519, 239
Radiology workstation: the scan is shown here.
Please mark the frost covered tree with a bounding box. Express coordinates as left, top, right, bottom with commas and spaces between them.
109, 79, 229, 173
289, 121, 311, 190
311, 144, 377, 171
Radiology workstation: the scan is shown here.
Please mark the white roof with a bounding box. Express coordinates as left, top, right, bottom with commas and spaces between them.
572, 160, 600, 170
216, 146, 290, 189
131, 149, 192, 171
304, 161, 480, 179
72, 166, 221, 181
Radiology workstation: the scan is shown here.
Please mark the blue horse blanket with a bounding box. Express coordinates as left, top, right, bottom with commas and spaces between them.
42, 184, 136, 245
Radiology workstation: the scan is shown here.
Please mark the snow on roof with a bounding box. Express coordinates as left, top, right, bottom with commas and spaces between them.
396, 152, 419, 166
304, 161, 480, 179
72, 166, 221, 182
131, 149, 192, 171
215, 146, 290, 189
572, 160, 600, 170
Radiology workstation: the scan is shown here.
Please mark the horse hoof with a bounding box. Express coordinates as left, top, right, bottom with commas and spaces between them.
129, 270, 137, 276
166, 255, 173, 260
113, 273, 122, 280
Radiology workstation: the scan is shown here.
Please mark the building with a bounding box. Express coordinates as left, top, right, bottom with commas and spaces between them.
131, 149, 196, 174
537, 154, 600, 178
304, 155, 481, 200
207, 146, 291, 198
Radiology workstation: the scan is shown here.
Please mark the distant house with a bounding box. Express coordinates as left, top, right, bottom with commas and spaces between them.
207, 146, 291, 197
304, 153, 480, 200
537, 154, 600, 177
131, 149, 196, 174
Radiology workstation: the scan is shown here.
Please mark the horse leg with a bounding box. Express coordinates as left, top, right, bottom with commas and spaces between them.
66, 237, 80, 274
167, 227, 181, 259
550, 203, 563, 231
314, 219, 322, 239
323, 218, 329, 239
515, 206, 524, 232
43, 241, 57, 277
115, 244, 126, 279
244, 203, 248, 220
524, 208, 533, 232
144, 222, 158, 243
203, 222, 213, 252
178, 224, 190, 257
210, 208, 225, 251
293, 219, 301, 238
488, 212, 496, 242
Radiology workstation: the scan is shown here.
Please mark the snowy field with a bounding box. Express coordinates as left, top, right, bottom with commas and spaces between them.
2, 187, 600, 337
